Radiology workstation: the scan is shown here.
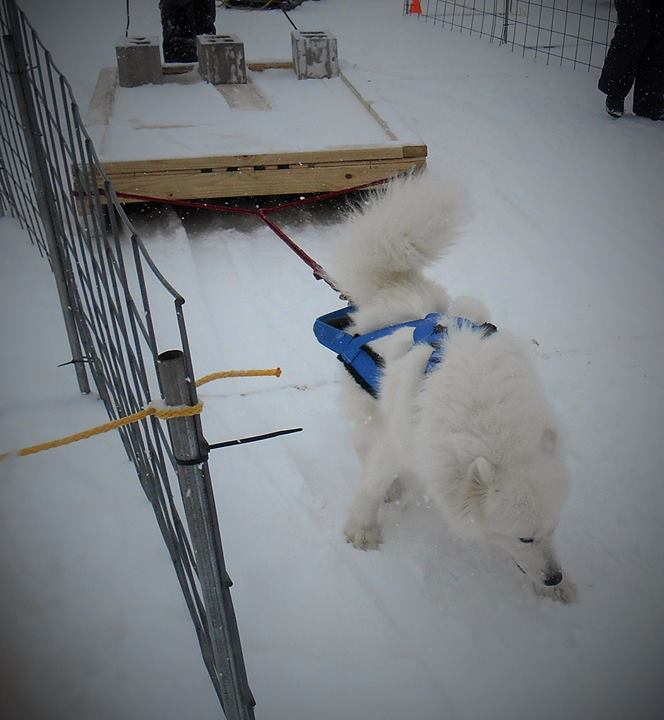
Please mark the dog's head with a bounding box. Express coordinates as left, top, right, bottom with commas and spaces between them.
462, 428, 569, 587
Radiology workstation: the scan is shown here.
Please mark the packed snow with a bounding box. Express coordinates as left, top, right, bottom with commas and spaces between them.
1, 1, 663, 719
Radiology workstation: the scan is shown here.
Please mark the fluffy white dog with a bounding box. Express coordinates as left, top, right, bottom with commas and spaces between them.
331, 173, 573, 601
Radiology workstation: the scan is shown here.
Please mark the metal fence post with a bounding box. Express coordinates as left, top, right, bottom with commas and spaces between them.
158, 349, 256, 720
502, 0, 510, 45
0, 161, 7, 217
3, 0, 90, 393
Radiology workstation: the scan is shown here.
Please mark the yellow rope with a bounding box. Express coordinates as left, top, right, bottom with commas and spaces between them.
0, 367, 282, 462
196, 367, 281, 386
0, 403, 203, 462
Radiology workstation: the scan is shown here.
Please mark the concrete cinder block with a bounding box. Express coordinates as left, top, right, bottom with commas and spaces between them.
115, 36, 162, 88
197, 34, 247, 84
291, 30, 339, 80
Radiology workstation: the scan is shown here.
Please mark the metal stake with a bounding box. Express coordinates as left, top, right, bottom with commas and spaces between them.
158, 349, 256, 720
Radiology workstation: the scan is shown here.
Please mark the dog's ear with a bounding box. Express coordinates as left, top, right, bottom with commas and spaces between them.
465, 457, 493, 504
541, 427, 558, 455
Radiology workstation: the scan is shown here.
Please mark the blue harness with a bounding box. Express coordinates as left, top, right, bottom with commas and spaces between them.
313, 306, 497, 398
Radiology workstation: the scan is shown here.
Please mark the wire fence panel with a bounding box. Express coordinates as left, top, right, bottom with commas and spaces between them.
0, 1, 255, 717
404, 0, 616, 70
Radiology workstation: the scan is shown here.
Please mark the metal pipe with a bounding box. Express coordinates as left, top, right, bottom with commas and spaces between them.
158, 349, 256, 720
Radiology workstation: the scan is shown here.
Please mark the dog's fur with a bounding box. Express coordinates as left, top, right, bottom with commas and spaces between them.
333, 174, 573, 601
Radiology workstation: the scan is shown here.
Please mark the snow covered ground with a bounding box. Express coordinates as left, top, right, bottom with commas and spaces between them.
2, 1, 663, 719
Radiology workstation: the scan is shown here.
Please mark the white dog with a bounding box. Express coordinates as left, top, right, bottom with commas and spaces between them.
328, 173, 573, 601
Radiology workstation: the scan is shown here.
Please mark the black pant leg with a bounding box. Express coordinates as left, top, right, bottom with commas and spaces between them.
195, 0, 217, 36
633, 1, 664, 112
599, 0, 652, 99
160, 0, 198, 62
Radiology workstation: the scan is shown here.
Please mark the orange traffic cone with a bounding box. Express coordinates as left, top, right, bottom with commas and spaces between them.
409, 0, 423, 14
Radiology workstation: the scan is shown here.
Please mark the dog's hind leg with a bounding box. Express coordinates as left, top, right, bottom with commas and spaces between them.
344, 435, 398, 550
340, 374, 378, 463
352, 404, 380, 464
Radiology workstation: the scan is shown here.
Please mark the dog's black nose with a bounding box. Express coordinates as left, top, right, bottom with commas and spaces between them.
544, 571, 563, 587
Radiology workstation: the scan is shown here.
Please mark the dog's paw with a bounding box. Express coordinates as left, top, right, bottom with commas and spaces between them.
533, 577, 578, 604
344, 521, 383, 550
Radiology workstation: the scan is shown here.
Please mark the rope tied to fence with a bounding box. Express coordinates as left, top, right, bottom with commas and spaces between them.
0, 402, 203, 462
0, 367, 282, 462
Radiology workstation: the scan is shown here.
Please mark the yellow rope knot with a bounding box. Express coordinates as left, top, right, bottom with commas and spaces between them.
0, 367, 282, 462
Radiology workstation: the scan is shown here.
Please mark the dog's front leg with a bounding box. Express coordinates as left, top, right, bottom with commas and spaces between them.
344, 437, 397, 550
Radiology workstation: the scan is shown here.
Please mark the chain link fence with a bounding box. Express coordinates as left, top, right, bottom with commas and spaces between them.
0, 0, 254, 716
404, 0, 617, 70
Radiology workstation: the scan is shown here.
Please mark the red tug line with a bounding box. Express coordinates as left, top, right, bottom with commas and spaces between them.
112, 177, 391, 293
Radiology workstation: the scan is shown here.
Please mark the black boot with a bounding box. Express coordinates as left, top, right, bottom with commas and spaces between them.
605, 95, 624, 118
634, 104, 664, 120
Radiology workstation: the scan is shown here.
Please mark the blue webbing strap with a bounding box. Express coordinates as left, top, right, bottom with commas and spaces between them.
313, 306, 496, 397
314, 306, 424, 397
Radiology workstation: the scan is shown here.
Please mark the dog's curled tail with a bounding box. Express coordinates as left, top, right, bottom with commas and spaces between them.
335, 172, 471, 304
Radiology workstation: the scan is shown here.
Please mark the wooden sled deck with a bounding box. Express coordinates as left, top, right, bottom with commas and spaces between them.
85, 61, 427, 202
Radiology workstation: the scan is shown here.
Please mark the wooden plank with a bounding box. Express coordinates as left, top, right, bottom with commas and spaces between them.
161, 60, 293, 76
216, 80, 271, 110
96, 62, 294, 96
339, 70, 398, 142
247, 61, 293, 72
101, 144, 425, 175
402, 144, 428, 158
84, 67, 117, 127
162, 63, 196, 75
103, 157, 426, 202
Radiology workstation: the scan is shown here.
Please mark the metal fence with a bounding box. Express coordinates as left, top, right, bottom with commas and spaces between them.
0, 0, 254, 717
404, 0, 617, 71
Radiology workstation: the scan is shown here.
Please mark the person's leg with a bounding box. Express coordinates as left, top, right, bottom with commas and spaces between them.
194, 0, 217, 37
599, 0, 652, 114
160, 0, 198, 63
633, 0, 664, 118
